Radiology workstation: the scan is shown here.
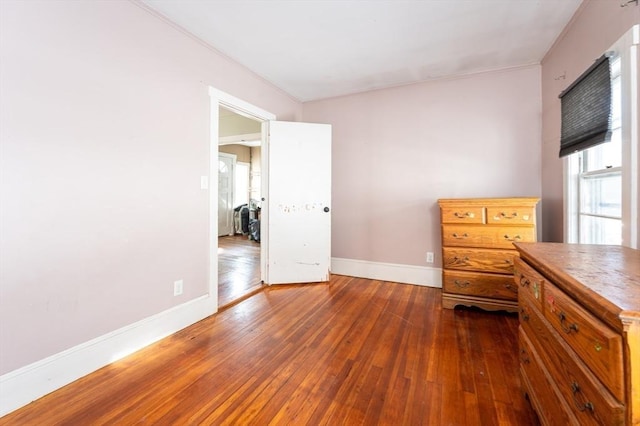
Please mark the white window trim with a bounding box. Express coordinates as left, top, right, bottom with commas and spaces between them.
563, 25, 639, 248
624, 26, 639, 248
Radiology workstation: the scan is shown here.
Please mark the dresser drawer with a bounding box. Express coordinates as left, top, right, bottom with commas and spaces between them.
442, 247, 516, 274
443, 270, 518, 300
543, 283, 624, 401
543, 329, 624, 426
440, 206, 485, 224
519, 329, 579, 426
520, 297, 624, 425
521, 296, 624, 425
519, 294, 546, 345
513, 257, 544, 309
442, 224, 536, 249
486, 206, 535, 225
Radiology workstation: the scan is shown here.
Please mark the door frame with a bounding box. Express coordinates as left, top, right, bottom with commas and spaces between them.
209, 87, 276, 308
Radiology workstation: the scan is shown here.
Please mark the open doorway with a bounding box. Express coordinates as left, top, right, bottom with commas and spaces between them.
217, 106, 263, 307
209, 87, 332, 307
208, 87, 276, 312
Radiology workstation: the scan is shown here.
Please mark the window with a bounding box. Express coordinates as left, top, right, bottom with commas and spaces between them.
565, 26, 638, 247
235, 162, 250, 206
566, 56, 622, 244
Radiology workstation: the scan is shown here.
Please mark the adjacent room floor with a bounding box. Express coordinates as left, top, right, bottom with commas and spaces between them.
0, 276, 538, 425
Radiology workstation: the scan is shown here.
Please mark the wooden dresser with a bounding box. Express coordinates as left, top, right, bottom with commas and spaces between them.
514, 242, 640, 425
438, 197, 539, 312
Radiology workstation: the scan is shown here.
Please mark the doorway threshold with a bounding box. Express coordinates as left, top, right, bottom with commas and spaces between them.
218, 284, 266, 312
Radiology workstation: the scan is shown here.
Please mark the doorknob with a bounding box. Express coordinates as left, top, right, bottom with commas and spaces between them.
324, 207, 330, 212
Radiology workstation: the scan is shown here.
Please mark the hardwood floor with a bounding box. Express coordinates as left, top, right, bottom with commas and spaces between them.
0, 276, 538, 425
218, 235, 262, 308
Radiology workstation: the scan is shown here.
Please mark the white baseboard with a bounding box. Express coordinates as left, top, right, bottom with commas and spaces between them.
0, 295, 216, 417
331, 257, 442, 288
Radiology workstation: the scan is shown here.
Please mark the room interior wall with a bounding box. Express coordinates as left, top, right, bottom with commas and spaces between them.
302, 65, 542, 271
219, 144, 251, 163
0, 0, 301, 376
539, 0, 639, 243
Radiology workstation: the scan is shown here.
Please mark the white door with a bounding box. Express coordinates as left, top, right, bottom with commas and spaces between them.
218, 152, 236, 237
262, 120, 332, 284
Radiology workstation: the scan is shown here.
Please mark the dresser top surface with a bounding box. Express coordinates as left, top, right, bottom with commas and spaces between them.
515, 242, 640, 323
438, 197, 540, 206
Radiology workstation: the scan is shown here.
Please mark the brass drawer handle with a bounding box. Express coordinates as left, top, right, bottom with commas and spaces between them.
519, 275, 531, 288
454, 212, 474, 218
520, 348, 530, 364
452, 256, 470, 262
452, 233, 469, 239
559, 312, 579, 334
570, 382, 594, 412
503, 234, 522, 242
500, 212, 518, 219
454, 279, 470, 288
504, 284, 518, 294
519, 308, 529, 322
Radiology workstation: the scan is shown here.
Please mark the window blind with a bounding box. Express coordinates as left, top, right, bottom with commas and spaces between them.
559, 55, 612, 158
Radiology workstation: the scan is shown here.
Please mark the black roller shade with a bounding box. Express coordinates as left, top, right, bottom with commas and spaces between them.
559, 55, 612, 157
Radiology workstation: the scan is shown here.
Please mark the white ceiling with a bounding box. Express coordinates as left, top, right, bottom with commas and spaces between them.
142, 0, 583, 102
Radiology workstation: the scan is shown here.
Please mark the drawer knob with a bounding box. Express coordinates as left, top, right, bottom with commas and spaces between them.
454, 212, 474, 218
532, 282, 540, 300
570, 382, 595, 413
558, 312, 579, 334
503, 234, 522, 242
454, 279, 470, 288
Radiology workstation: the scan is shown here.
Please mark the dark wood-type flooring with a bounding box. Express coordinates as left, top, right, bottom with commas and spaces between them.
218, 235, 262, 308
1, 276, 538, 425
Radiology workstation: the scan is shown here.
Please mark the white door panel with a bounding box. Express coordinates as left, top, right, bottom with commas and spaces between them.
262, 121, 331, 284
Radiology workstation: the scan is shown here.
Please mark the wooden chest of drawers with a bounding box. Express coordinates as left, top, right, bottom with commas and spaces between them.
514, 242, 640, 425
438, 197, 539, 312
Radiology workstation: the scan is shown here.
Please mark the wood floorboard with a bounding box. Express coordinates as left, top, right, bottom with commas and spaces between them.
218, 235, 262, 308
0, 276, 539, 425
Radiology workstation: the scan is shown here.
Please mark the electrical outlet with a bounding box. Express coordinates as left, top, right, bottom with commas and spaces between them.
174, 279, 183, 296
426, 252, 434, 263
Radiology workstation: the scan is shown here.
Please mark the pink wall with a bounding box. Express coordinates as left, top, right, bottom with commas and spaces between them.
0, 1, 301, 374
540, 1, 638, 242
303, 66, 542, 267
